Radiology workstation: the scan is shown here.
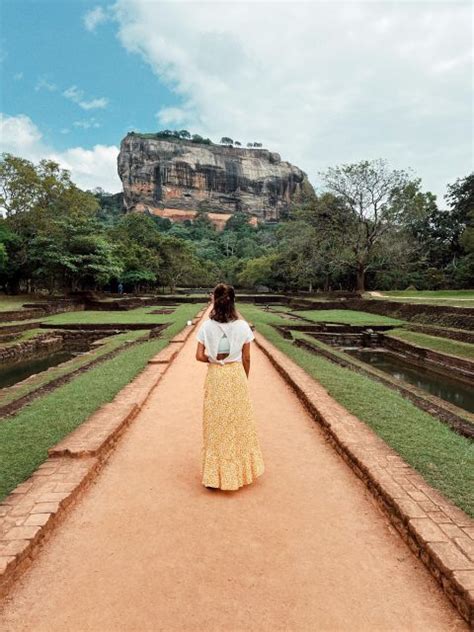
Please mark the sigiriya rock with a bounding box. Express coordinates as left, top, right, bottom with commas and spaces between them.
117, 133, 314, 225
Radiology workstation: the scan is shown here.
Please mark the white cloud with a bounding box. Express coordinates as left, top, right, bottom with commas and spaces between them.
0, 113, 43, 151
13, 72, 23, 81
73, 118, 101, 130
63, 85, 109, 110
156, 106, 189, 125
35, 76, 57, 92
0, 113, 120, 193
113, 0, 473, 202
83, 6, 109, 32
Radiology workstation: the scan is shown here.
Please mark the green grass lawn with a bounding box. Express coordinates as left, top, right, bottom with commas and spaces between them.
240, 304, 474, 517
382, 290, 474, 298
386, 329, 474, 361
368, 290, 474, 308
44, 306, 180, 325
293, 309, 404, 326
0, 303, 204, 501
0, 295, 45, 311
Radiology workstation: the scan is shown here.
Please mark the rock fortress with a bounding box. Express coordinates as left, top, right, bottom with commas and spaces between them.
117, 132, 315, 230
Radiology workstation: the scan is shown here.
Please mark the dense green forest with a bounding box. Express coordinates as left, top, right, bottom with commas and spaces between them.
0, 153, 472, 294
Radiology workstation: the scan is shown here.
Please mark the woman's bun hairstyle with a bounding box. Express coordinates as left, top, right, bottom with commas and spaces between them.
210, 283, 238, 323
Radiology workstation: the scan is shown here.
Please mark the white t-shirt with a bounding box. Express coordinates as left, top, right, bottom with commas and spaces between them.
196, 318, 255, 364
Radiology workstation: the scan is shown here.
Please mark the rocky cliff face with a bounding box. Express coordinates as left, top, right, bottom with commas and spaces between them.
117, 134, 314, 222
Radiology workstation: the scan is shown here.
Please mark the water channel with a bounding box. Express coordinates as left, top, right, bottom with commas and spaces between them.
345, 348, 474, 414
0, 351, 76, 390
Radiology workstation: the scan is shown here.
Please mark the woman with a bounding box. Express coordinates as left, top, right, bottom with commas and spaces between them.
195, 283, 265, 491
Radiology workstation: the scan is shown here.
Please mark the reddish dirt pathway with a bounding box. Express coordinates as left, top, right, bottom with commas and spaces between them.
0, 318, 467, 631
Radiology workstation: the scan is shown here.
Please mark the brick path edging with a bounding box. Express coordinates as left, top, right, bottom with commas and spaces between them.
0, 306, 208, 600
254, 331, 474, 627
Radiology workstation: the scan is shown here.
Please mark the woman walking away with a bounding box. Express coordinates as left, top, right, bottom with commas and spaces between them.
195, 283, 265, 491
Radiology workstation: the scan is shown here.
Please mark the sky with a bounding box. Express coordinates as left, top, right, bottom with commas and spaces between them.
0, 0, 472, 204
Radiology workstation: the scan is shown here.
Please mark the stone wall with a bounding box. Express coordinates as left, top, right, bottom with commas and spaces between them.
344, 299, 474, 331
0, 300, 84, 323
382, 335, 474, 382
0, 334, 64, 363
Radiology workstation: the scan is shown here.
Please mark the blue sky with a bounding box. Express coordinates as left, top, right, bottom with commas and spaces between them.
1, 1, 472, 200
1, 0, 176, 190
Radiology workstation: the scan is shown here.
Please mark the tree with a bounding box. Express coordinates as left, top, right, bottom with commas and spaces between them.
178, 130, 191, 139
109, 213, 163, 291
158, 236, 199, 292
0, 153, 100, 292
234, 141, 242, 147
0, 219, 13, 275
445, 173, 474, 263
29, 215, 122, 292
220, 137, 234, 146
238, 253, 279, 288
318, 158, 420, 291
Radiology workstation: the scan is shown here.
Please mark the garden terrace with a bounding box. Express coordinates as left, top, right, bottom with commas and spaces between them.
293, 335, 474, 440
0, 330, 152, 418
239, 303, 473, 516
0, 302, 205, 502
270, 305, 474, 433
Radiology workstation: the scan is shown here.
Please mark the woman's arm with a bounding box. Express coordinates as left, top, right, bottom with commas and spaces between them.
196, 342, 209, 363
242, 342, 251, 377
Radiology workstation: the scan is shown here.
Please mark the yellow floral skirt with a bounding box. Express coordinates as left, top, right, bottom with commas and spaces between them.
201, 361, 265, 490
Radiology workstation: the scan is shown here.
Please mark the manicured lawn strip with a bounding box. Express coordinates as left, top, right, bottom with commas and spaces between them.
0, 303, 204, 501
0, 295, 44, 311
44, 306, 179, 325
368, 290, 474, 307
382, 290, 474, 299
240, 304, 474, 517
386, 329, 474, 361
293, 309, 404, 326
375, 298, 474, 307
0, 330, 149, 406
0, 318, 43, 329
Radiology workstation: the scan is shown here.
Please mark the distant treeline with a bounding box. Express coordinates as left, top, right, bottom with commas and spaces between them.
127, 129, 264, 149
0, 152, 472, 294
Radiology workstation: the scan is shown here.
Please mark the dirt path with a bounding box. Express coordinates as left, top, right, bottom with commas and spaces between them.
0, 317, 467, 631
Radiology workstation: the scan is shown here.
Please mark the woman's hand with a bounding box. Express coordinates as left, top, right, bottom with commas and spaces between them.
196, 342, 209, 363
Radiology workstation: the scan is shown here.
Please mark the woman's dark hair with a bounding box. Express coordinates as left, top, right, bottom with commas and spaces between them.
209, 283, 238, 323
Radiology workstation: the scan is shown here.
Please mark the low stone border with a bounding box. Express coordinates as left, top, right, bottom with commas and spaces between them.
40, 323, 168, 332
254, 331, 474, 627
383, 334, 474, 382
407, 323, 474, 345
0, 333, 63, 363
0, 309, 208, 600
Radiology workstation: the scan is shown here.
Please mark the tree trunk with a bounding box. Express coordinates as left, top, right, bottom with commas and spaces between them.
356, 266, 365, 292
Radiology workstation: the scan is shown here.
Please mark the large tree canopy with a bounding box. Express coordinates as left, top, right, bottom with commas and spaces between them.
0, 152, 471, 294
